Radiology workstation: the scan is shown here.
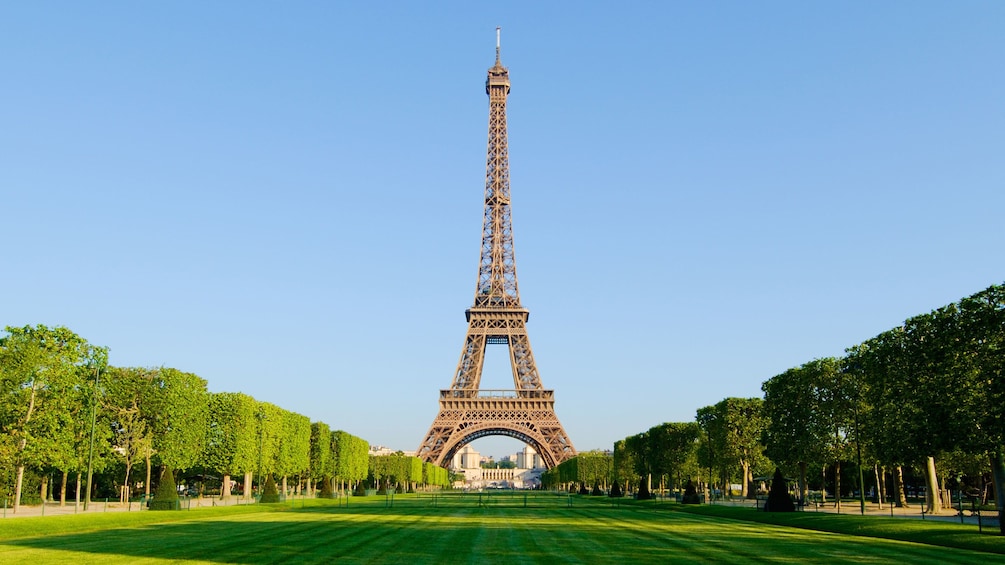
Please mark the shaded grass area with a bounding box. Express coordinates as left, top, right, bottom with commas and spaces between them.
1, 496, 1003, 564
674, 502, 1005, 555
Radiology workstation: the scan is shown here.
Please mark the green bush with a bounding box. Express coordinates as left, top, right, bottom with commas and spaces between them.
320, 478, 334, 498
609, 480, 624, 498
260, 475, 280, 503
636, 478, 652, 500
682, 480, 701, 504
765, 468, 795, 512
354, 482, 367, 496
591, 482, 603, 496
148, 467, 179, 511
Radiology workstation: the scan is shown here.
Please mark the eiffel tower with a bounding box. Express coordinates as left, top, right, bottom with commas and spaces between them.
416, 29, 576, 469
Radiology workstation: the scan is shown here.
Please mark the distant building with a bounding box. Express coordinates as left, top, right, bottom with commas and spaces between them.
369, 445, 416, 457
451, 445, 544, 489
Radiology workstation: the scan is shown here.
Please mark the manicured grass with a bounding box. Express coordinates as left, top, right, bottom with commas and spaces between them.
1, 495, 1003, 564
674, 502, 1005, 555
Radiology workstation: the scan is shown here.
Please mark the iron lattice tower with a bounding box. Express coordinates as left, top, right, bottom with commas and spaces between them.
417, 30, 576, 469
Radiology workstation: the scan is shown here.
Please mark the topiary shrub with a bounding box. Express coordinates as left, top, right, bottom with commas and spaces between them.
578, 483, 590, 495
609, 480, 624, 498
395, 484, 404, 494
149, 466, 179, 511
681, 480, 701, 504
591, 482, 603, 496
260, 475, 280, 503
636, 477, 652, 500
320, 478, 334, 499
354, 482, 367, 497
765, 468, 795, 512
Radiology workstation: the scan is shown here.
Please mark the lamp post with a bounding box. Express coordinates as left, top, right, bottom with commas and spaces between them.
83, 363, 101, 511
855, 404, 866, 515
256, 408, 265, 501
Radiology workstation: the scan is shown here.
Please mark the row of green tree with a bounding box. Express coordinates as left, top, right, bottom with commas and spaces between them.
0, 324, 386, 513
540, 450, 612, 491
367, 453, 450, 492
597, 283, 1004, 518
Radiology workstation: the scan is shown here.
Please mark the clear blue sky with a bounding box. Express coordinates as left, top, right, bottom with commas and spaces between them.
3, 2, 1003, 460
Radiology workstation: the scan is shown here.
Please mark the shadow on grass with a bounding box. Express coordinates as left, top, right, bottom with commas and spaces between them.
3, 503, 1003, 564
674, 503, 1005, 556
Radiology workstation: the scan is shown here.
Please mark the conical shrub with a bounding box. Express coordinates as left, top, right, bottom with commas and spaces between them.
609, 480, 624, 498
636, 477, 652, 500
260, 475, 280, 503
149, 466, 179, 511
765, 468, 795, 512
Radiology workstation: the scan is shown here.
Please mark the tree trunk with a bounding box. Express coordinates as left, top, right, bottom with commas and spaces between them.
74, 472, 81, 511
40, 474, 48, 503
13, 465, 26, 514
244, 471, 253, 499
923, 456, 942, 514
820, 465, 827, 503
740, 462, 749, 498
222, 474, 232, 498
797, 461, 807, 505
282, 476, 288, 498
123, 458, 134, 504
834, 460, 842, 512
144, 451, 152, 498
894, 465, 908, 507
874, 464, 883, 509
990, 451, 1005, 535
60, 471, 68, 507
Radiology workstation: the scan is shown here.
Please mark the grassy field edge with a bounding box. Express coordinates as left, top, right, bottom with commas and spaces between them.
672, 503, 1004, 555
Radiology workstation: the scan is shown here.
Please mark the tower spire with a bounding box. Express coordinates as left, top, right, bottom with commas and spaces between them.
495, 26, 501, 65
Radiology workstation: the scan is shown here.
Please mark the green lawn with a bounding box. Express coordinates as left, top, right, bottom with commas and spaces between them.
0, 495, 1002, 564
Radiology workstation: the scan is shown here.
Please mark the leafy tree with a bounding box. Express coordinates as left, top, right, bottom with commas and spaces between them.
956, 284, 1005, 529
332, 430, 368, 491
648, 422, 700, 494
276, 410, 311, 495
762, 362, 830, 503
698, 398, 768, 498
624, 431, 652, 493
200, 392, 258, 498
104, 367, 159, 502
138, 367, 209, 497
308, 421, 332, 496
254, 402, 285, 488
0, 325, 105, 513
612, 439, 638, 495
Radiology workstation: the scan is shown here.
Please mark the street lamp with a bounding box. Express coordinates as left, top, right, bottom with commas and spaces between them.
256, 408, 265, 501
84, 362, 101, 511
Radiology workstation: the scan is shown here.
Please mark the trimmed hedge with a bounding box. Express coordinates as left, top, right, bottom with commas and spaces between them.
260, 475, 280, 503
149, 467, 179, 511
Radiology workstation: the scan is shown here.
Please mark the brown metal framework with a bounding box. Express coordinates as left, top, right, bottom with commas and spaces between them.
416, 30, 576, 469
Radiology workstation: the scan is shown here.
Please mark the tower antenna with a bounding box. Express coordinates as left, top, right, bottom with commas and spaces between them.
496, 26, 501, 63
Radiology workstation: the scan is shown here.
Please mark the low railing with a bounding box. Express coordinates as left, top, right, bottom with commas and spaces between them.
440, 389, 553, 400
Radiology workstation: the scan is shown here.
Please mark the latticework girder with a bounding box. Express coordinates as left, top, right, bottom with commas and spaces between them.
416, 30, 575, 470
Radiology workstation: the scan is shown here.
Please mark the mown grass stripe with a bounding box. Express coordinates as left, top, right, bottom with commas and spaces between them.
0, 497, 1001, 564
